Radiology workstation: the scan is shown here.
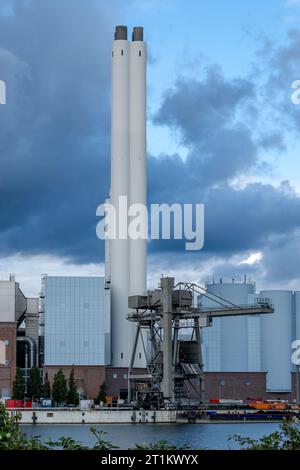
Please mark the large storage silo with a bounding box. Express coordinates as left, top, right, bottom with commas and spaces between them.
199, 294, 221, 371
201, 281, 256, 371
260, 290, 293, 391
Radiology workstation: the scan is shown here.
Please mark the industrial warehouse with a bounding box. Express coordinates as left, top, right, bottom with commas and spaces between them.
0, 25, 300, 423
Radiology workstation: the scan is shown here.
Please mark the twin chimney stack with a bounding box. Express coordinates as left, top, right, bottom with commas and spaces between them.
108, 26, 147, 368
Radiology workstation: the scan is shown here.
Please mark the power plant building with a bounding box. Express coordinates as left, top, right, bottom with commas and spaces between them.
2, 24, 300, 404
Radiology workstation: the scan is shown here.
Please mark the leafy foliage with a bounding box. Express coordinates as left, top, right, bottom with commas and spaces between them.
42, 372, 51, 399
89, 427, 118, 450
46, 436, 90, 450
67, 367, 79, 406
45, 430, 117, 450
52, 369, 67, 405
12, 368, 25, 400
0, 403, 47, 450
230, 422, 300, 450
133, 440, 189, 450
96, 382, 106, 404
28, 366, 42, 401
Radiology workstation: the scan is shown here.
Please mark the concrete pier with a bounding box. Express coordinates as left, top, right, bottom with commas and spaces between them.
9, 408, 178, 424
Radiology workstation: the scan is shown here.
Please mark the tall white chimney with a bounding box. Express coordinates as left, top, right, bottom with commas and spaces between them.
109, 26, 147, 368
110, 26, 131, 367
129, 28, 147, 368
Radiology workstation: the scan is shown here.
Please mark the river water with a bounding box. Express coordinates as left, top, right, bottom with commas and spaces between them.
21, 422, 281, 449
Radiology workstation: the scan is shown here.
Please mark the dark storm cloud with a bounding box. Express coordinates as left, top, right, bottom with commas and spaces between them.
260, 230, 300, 284
152, 66, 288, 193
153, 69, 259, 187
203, 181, 300, 253
148, 167, 300, 256
154, 67, 254, 146
0, 0, 128, 262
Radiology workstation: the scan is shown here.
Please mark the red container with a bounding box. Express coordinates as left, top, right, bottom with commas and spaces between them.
24, 401, 32, 408
6, 399, 16, 408
15, 400, 23, 408
209, 399, 220, 404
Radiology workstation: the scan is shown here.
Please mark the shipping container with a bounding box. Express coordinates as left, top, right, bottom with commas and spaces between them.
6, 399, 16, 408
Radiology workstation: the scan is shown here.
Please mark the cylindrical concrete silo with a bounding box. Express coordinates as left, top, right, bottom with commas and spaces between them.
198, 293, 221, 371
204, 282, 256, 371
110, 26, 131, 367
260, 290, 293, 391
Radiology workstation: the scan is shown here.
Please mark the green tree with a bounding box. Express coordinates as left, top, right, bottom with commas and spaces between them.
42, 372, 51, 398
12, 368, 25, 400
27, 366, 42, 401
52, 369, 67, 405
67, 367, 79, 406
96, 382, 106, 404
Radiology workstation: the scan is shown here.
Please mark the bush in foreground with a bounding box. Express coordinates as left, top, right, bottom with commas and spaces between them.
230, 422, 300, 450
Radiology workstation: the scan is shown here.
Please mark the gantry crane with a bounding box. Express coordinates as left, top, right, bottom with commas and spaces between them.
127, 277, 274, 406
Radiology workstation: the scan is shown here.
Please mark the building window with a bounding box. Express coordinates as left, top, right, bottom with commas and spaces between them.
139, 50, 141, 57
121, 50, 123, 56
113, 373, 118, 379
121, 353, 123, 359
47, 413, 53, 418
123, 374, 128, 379
139, 353, 141, 359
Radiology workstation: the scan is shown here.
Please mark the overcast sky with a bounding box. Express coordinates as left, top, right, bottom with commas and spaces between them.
1, 0, 300, 296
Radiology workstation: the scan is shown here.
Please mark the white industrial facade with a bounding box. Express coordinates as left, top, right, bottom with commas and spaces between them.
44, 276, 106, 366
199, 281, 297, 392
0, 276, 27, 323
